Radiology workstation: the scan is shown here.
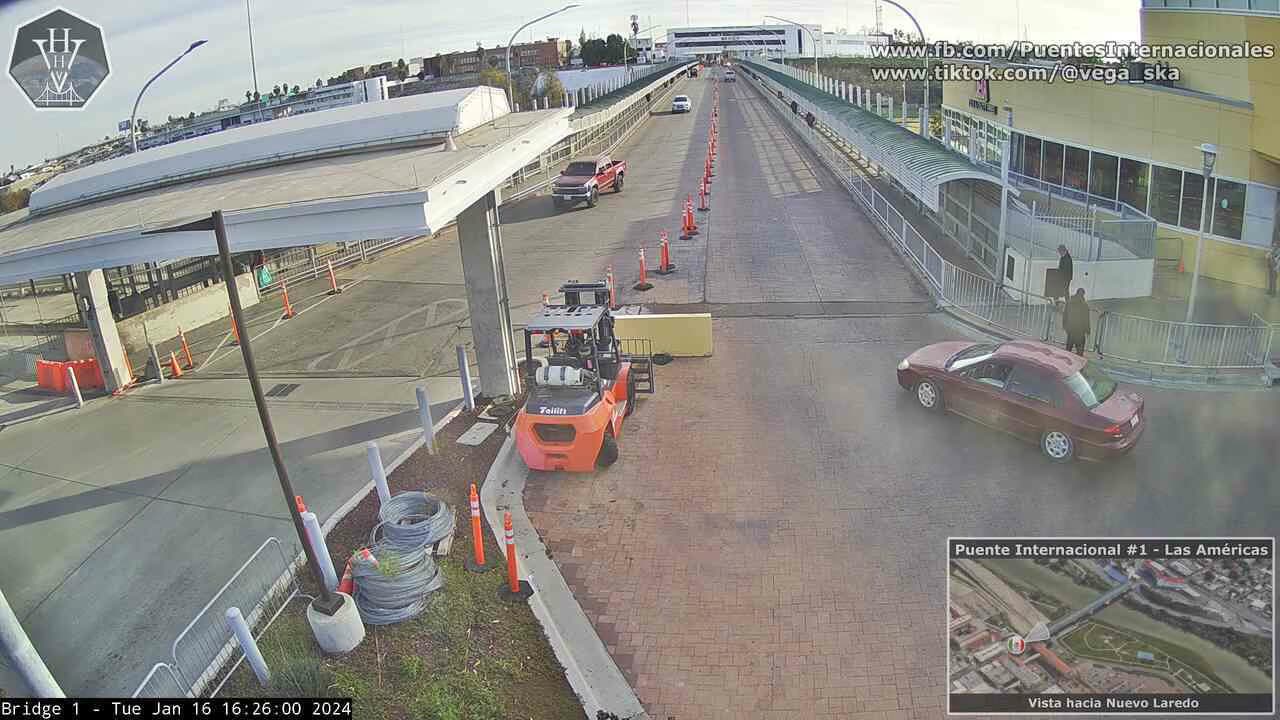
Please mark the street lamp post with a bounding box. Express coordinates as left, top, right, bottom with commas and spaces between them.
505, 5, 579, 111
764, 16, 817, 79
877, 0, 929, 137
1185, 143, 1218, 325
130, 40, 207, 153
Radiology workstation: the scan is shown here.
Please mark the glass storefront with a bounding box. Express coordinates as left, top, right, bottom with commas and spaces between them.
942, 106, 1275, 246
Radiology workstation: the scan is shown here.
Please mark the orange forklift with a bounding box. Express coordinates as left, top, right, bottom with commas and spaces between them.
513, 281, 654, 472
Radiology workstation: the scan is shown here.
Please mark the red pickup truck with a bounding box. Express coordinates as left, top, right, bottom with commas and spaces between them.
551, 154, 626, 209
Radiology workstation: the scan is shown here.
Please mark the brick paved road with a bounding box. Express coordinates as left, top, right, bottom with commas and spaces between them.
523, 72, 1280, 720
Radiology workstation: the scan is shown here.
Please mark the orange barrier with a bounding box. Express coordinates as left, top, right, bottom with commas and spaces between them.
466, 483, 490, 573
326, 260, 342, 294
229, 305, 240, 344
36, 358, 106, 394
168, 352, 183, 379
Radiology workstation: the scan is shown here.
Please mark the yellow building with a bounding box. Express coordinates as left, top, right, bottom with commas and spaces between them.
940, 0, 1280, 291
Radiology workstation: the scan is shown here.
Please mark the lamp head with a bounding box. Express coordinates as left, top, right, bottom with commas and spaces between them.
187, 39, 208, 53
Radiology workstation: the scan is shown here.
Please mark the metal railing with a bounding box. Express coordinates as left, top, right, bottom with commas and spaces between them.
132, 537, 307, 698
258, 235, 422, 295
743, 68, 1276, 372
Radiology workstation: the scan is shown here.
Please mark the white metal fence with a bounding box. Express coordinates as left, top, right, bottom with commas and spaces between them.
743, 65, 1276, 373
132, 537, 305, 698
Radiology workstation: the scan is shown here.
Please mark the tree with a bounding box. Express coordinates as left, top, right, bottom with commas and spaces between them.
581, 37, 607, 66
579, 28, 588, 52
291, 85, 301, 95
565, 39, 575, 62
605, 33, 625, 64
538, 69, 567, 106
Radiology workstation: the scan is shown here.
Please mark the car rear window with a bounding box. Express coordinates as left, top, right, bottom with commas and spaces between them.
564, 162, 597, 175
674, 96, 689, 102
1064, 362, 1117, 409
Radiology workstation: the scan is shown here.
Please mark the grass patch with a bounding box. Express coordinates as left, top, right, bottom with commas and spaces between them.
222, 412, 580, 719
1060, 619, 1232, 692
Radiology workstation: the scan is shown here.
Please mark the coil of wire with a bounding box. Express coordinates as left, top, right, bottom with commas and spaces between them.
370, 491, 454, 549
350, 541, 443, 625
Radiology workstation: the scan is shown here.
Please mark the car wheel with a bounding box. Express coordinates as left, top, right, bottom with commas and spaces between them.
587, 188, 598, 208
624, 375, 637, 417
614, 174, 624, 193
915, 379, 943, 412
597, 432, 619, 467
1040, 430, 1075, 463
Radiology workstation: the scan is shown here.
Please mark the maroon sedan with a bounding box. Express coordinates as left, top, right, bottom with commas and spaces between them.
896, 340, 1144, 462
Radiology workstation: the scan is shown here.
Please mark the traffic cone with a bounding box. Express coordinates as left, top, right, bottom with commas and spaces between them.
337, 559, 354, 594
687, 195, 699, 233
698, 181, 709, 211
326, 260, 342, 294
229, 306, 240, 345
178, 326, 194, 369
655, 231, 676, 275
634, 248, 653, 291
681, 202, 694, 240
168, 352, 183, 379
281, 280, 296, 319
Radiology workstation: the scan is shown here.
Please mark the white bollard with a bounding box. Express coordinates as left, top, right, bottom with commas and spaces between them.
456, 345, 475, 412
226, 607, 270, 687
150, 342, 165, 385
300, 511, 338, 592
416, 386, 436, 454
66, 366, 83, 409
366, 441, 390, 506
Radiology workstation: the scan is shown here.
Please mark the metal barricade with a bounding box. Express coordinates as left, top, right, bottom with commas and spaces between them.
132, 663, 189, 699
1095, 312, 1275, 369
157, 537, 303, 697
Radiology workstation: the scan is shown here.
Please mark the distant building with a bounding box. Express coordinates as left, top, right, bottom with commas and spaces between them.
973, 642, 1004, 663
1170, 560, 1198, 576
429, 37, 564, 78
137, 78, 387, 151
979, 661, 1018, 690
1032, 643, 1074, 678
665, 24, 886, 60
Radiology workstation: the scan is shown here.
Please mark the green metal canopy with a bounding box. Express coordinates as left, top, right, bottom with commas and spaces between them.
742, 59, 999, 212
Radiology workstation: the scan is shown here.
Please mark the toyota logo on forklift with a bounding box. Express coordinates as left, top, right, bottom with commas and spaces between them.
513, 280, 654, 472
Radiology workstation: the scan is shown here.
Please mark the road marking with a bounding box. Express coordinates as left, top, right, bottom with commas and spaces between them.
199, 277, 369, 371
306, 297, 468, 372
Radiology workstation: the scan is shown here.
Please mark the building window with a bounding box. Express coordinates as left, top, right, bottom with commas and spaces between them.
1118, 158, 1150, 214
1089, 152, 1118, 200
1211, 178, 1246, 240
1023, 136, 1042, 179
1041, 141, 1064, 186
1064, 146, 1089, 192
1148, 166, 1182, 226
1009, 132, 1024, 174
1180, 171, 1206, 231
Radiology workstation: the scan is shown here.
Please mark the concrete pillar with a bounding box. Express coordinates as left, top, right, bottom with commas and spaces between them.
457, 190, 517, 398
73, 269, 130, 392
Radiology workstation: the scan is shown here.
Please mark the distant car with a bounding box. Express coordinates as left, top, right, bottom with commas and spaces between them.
896, 340, 1144, 462
672, 95, 692, 113
724, 70, 736, 82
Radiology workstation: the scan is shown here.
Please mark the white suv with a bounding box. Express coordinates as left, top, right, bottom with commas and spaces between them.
671, 95, 691, 113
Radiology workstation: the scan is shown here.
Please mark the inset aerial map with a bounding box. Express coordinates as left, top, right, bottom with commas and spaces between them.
948, 539, 1274, 714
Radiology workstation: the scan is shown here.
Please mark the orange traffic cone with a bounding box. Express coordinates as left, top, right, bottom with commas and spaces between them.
229, 306, 240, 345
178, 326, 194, 369
281, 280, 296, 319
337, 559, 354, 594
655, 231, 676, 275
687, 195, 699, 233
167, 352, 183, 379
634, 248, 654, 291
698, 181, 709, 211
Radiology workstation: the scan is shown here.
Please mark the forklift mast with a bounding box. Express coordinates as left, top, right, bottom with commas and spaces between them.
558, 280, 610, 307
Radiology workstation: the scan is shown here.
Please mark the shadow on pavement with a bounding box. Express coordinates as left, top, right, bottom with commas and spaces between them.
0, 403, 453, 532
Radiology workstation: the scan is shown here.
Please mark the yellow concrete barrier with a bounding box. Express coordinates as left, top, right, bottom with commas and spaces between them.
615, 313, 712, 357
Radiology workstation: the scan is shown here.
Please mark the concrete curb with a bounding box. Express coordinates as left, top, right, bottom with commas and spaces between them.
480, 435, 648, 720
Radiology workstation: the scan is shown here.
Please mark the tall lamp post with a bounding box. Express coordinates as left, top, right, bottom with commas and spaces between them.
1185, 143, 1218, 325
505, 5, 579, 111
877, 0, 929, 137
130, 40, 207, 153
764, 15, 818, 79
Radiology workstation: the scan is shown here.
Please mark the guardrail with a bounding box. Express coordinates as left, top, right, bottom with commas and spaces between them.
132, 537, 306, 699
742, 67, 1276, 375
258, 234, 421, 295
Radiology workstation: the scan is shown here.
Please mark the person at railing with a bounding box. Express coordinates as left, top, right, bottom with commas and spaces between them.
1064, 288, 1091, 357
1057, 244, 1074, 297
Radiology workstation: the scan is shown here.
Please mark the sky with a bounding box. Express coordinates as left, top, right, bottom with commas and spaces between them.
0, 0, 1139, 171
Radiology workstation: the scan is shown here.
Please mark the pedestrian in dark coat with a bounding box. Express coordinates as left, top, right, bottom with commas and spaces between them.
1055, 244, 1074, 301
1064, 288, 1090, 356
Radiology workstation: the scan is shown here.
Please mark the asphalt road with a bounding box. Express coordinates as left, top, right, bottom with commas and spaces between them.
522, 70, 1280, 719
